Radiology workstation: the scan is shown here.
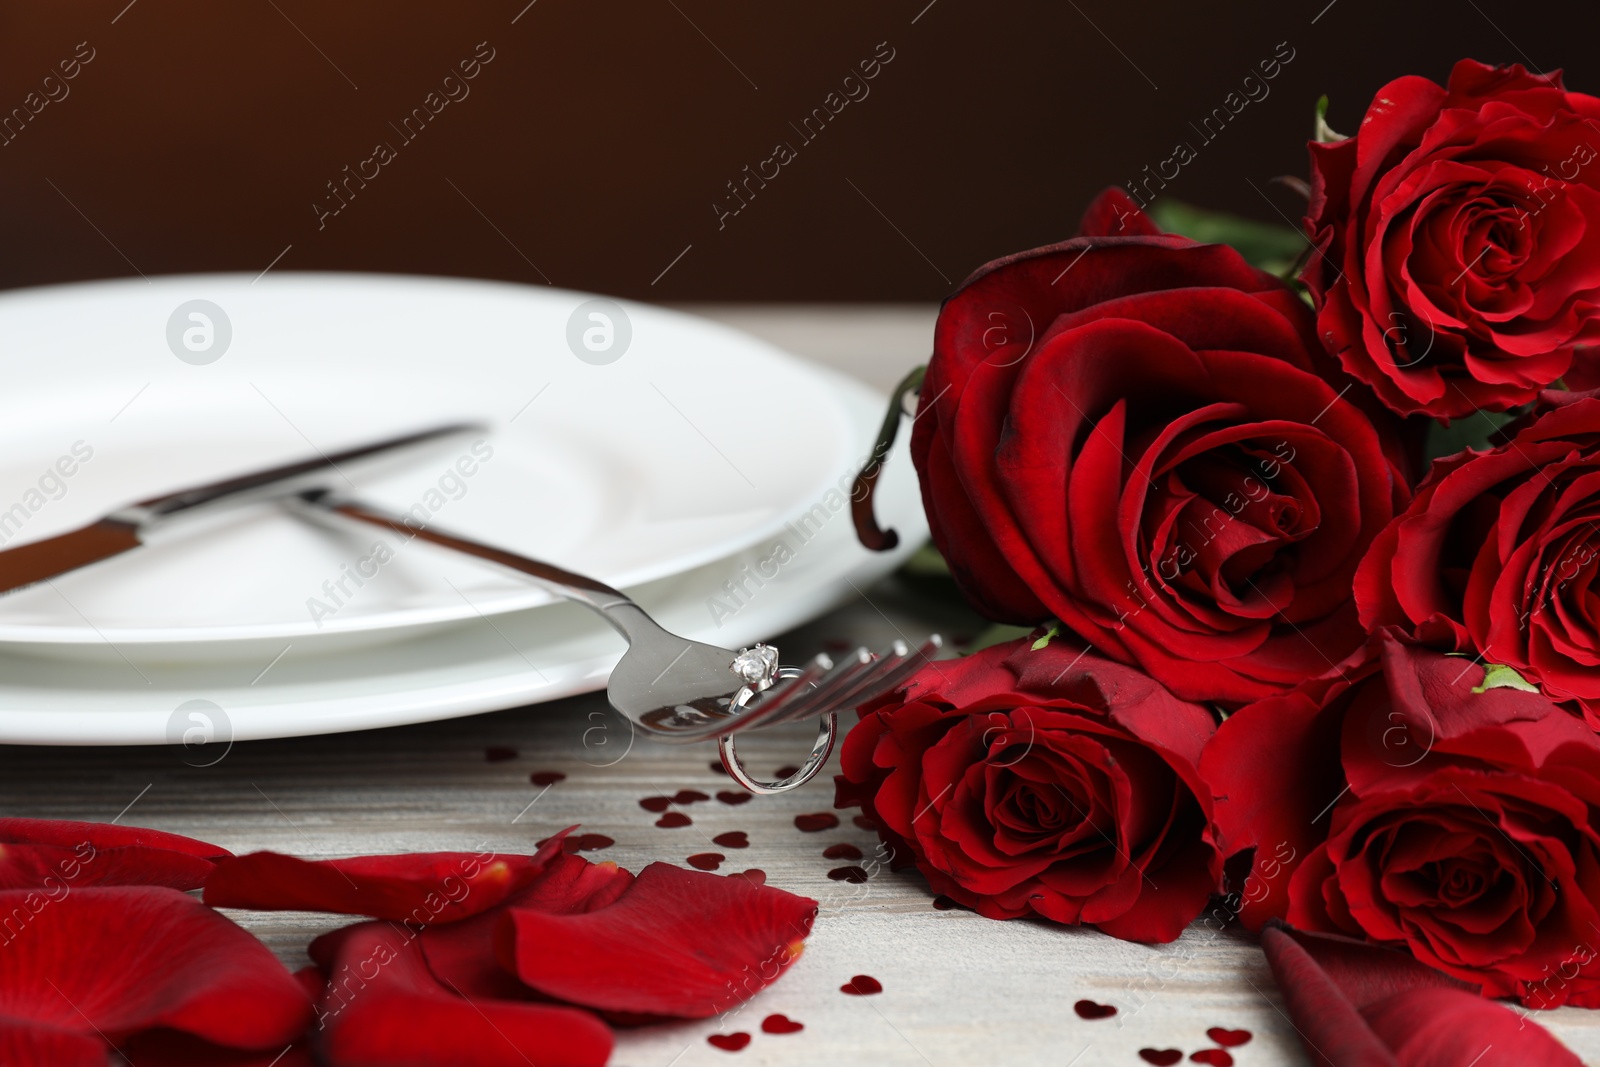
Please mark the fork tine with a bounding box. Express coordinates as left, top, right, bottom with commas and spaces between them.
735, 648, 874, 731
723, 652, 838, 733
743, 636, 942, 730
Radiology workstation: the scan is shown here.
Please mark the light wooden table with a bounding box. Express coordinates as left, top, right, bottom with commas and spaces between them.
3, 307, 1595, 1066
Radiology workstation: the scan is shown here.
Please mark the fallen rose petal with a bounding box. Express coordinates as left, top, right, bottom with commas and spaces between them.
500, 862, 816, 1018
0, 818, 229, 892
205, 836, 562, 924
0, 1023, 105, 1067
1363, 986, 1580, 1067
0, 886, 311, 1051
316, 923, 611, 1067
118, 1031, 319, 1066
419, 851, 635, 1002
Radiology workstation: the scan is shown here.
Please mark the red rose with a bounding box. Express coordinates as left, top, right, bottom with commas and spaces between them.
834, 635, 1222, 943
1204, 634, 1600, 1007
1305, 59, 1600, 418
1357, 395, 1600, 723
911, 188, 1406, 704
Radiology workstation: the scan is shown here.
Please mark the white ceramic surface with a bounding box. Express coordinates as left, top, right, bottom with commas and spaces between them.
0, 330, 927, 744
0, 273, 860, 658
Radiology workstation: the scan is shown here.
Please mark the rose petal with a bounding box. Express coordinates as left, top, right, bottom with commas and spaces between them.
499, 862, 816, 1018
0, 818, 229, 892
205, 836, 564, 923
0, 886, 310, 1050
316, 922, 611, 1067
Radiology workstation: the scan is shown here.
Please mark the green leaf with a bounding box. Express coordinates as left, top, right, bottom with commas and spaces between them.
1315, 95, 1347, 143
1030, 623, 1061, 651
1471, 663, 1540, 694
1423, 408, 1518, 464
899, 541, 951, 578
1148, 199, 1305, 275
965, 623, 1036, 653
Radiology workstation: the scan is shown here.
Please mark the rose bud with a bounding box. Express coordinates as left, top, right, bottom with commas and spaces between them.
1203, 632, 1600, 1007
1304, 59, 1600, 418
835, 635, 1222, 943
912, 188, 1407, 705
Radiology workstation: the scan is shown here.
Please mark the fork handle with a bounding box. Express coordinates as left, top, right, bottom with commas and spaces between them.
291, 492, 669, 650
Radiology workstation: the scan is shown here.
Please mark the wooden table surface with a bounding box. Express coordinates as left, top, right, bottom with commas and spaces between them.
3, 306, 1595, 1067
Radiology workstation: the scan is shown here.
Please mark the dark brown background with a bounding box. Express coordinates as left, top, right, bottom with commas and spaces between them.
0, 0, 1593, 301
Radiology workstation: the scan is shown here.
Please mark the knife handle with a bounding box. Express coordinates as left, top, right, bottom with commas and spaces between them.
0, 519, 143, 596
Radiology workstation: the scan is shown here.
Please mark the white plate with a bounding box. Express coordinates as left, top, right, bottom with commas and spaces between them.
0, 380, 927, 744
0, 274, 857, 658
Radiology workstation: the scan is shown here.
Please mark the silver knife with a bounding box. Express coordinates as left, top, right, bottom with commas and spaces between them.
0, 422, 486, 597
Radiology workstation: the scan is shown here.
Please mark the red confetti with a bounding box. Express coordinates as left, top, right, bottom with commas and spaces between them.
1190, 1052, 1232, 1066
1073, 999, 1116, 1020
852, 815, 878, 831
672, 790, 710, 805
1139, 1053, 1182, 1067
932, 895, 958, 910
709, 760, 729, 776
655, 812, 692, 828
712, 831, 749, 849
529, 771, 566, 787
840, 974, 882, 996
707, 1032, 750, 1052
687, 853, 724, 871
775, 765, 801, 779
563, 834, 613, 853
822, 843, 862, 860
827, 866, 869, 883
761, 1013, 804, 1034
638, 796, 672, 813
484, 746, 517, 762
716, 791, 753, 806
794, 813, 839, 833
1206, 1028, 1251, 1048
734, 869, 766, 886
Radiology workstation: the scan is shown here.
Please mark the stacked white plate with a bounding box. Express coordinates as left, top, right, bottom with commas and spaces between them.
0, 274, 926, 745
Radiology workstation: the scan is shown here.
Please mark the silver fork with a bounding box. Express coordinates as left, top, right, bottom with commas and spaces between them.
290, 491, 940, 794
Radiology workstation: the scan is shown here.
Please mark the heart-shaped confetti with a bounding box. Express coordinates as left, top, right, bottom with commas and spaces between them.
1206, 1028, 1250, 1048
687, 852, 724, 871
1190, 1051, 1233, 1066
485, 746, 517, 762
563, 833, 613, 853
1073, 999, 1116, 1020
775, 765, 801, 778
707, 1032, 751, 1052
712, 831, 749, 849
528, 770, 565, 786
638, 796, 672, 813
827, 865, 868, 883
840, 974, 882, 995
734, 868, 766, 885
1138, 1052, 1182, 1067
761, 1013, 804, 1035
822, 842, 862, 860
794, 812, 839, 833
716, 790, 753, 806
852, 814, 878, 831
709, 759, 729, 775
673, 789, 710, 804
655, 812, 692, 828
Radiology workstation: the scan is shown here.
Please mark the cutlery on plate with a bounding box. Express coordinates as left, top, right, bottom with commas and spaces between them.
292, 490, 942, 794
0, 423, 485, 597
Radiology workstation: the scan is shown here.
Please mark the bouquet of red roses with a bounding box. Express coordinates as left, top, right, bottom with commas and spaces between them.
839, 59, 1600, 1064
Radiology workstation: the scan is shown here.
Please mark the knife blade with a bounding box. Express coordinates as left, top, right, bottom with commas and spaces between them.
0, 422, 486, 597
